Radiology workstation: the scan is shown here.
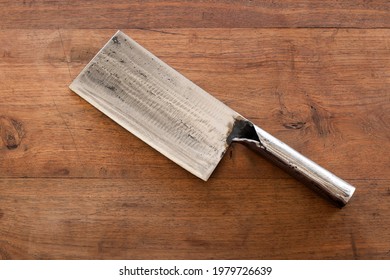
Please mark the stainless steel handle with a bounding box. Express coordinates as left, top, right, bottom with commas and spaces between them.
232, 122, 356, 207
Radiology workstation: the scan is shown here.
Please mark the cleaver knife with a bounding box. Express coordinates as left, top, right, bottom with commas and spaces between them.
69, 30, 355, 207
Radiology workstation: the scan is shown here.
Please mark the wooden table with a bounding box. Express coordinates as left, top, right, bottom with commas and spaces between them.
1, 1, 389, 260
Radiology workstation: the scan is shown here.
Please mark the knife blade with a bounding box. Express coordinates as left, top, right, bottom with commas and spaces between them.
69, 30, 355, 207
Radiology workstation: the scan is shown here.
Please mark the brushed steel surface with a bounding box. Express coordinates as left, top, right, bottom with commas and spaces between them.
70, 30, 240, 180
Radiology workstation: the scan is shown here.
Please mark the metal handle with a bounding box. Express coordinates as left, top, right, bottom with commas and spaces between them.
232, 122, 355, 207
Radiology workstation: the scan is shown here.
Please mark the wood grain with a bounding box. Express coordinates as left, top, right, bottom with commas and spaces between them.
1, 178, 389, 259
1, 1, 390, 29
0, 1, 390, 260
